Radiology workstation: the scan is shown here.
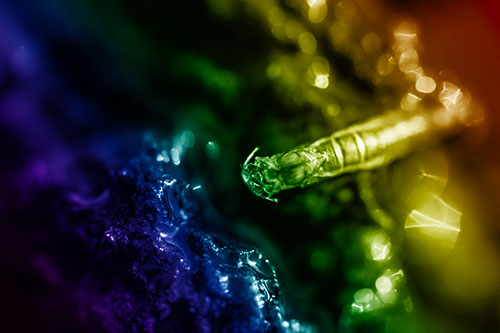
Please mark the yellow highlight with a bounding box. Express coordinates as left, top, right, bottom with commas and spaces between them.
416, 76, 436, 94
406, 207, 461, 232
362, 33, 381, 55
298, 32, 317, 54
405, 193, 461, 257
325, 104, 340, 116
400, 92, 421, 111
268, 8, 285, 26
398, 49, 419, 73
404, 66, 424, 82
439, 81, 464, 110
285, 21, 302, 40
314, 74, 329, 89
329, 21, 349, 52
376, 53, 395, 76
266, 62, 281, 79
307, 0, 327, 23
307, 0, 325, 7
394, 21, 418, 46
308, 6, 328, 24
311, 56, 330, 74
334, 1, 357, 21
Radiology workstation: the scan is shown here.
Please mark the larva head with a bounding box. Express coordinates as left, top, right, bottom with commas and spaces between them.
241, 148, 282, 202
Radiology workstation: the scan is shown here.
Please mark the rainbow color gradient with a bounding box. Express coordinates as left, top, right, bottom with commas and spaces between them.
1, 0, 500, 332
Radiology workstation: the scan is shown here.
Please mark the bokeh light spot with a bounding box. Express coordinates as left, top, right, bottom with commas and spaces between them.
416, 76, 436, 94
206, 141, 221, 160
314, 74, 329, 89
298, 32, 317, 54
375, 276, 392, 293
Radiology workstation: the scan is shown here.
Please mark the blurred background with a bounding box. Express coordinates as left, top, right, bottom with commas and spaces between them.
1, 0, 500, 332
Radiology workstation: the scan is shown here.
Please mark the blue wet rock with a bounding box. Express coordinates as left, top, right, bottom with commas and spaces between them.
56, 133, 309, 333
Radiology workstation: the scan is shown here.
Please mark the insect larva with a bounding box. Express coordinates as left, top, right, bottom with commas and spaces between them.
241, 106, 476, 202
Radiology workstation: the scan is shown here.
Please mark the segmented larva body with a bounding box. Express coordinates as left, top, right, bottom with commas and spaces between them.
241, 107, 470, 202
313, 111, 432, 176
